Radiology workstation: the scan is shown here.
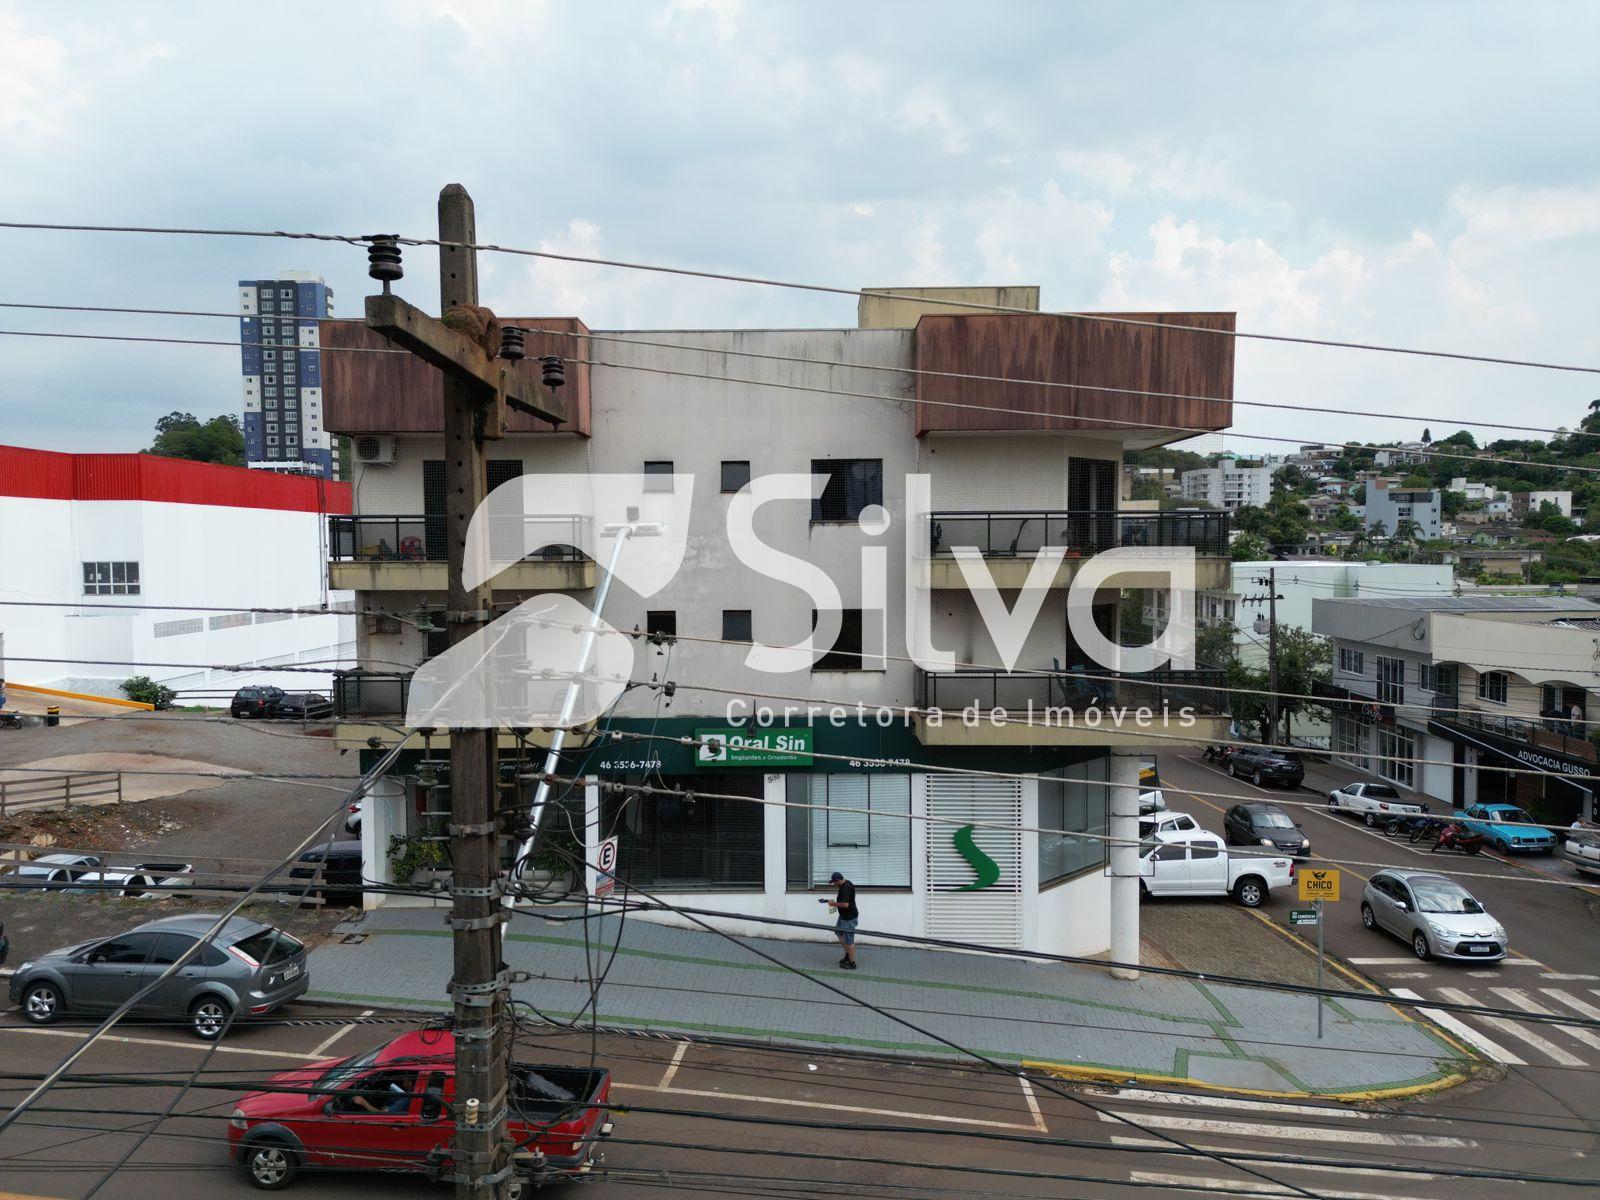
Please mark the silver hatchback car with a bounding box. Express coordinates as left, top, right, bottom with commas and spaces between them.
7, 914, 309, 1039
1360, 869, 1508, 962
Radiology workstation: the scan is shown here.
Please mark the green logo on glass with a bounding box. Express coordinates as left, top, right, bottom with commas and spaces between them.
953, 824, 1000, 890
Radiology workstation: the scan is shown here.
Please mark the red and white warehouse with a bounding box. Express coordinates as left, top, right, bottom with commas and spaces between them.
0, 445, 355, 702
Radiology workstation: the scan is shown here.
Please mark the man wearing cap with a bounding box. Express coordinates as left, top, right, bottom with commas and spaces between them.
824, 871, 859, 969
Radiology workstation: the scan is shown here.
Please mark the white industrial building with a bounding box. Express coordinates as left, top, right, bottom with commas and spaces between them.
0, 444, 355, 702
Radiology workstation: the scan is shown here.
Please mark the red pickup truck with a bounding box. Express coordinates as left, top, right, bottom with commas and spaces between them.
227, 1030, 613, 1190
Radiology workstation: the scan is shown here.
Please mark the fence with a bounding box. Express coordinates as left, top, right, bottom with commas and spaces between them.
0, 841, 338, 906
927, 509, 1231, 557
0, 772, 121, 818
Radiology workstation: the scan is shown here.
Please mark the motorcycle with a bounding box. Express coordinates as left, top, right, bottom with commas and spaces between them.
1202, 744, 1235, 767
1385, 813, 1433, 839
1428, 820, 1485, 855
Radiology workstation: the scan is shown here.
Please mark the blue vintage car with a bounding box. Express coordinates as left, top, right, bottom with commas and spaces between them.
1451, 803, 1557, 854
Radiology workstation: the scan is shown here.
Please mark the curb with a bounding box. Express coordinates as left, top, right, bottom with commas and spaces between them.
1022, 1057, 1471, 1103
6, 683, 154, 711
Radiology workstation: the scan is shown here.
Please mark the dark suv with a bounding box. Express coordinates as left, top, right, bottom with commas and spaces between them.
230, 686, 285, 719
1227, 746, 1305, 789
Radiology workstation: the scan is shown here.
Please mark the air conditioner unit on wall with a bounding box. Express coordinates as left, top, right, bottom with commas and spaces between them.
353, 434, 396, 466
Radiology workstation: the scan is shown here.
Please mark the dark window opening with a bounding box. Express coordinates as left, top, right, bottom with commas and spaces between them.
600, 773, 764, 889
720, 460, 751, 493
812, 608, 864, 671
722, 610, 752, 642
644, 461, 674, 493
646, 611, 677, 638
811, 459, 882, 522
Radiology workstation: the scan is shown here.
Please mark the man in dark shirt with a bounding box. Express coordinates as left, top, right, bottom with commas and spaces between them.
825, 871, 859, 969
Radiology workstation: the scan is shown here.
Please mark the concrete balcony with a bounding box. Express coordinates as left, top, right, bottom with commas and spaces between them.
328, 514, 595, 592
330, 670, 580, 752
912, 666, 1231, 747
924, 510, 1231, 591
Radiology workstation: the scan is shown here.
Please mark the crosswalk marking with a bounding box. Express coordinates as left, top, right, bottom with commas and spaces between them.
1388, 986, 1525, 1064
1544, 988, 1600, 1022
1436, 986, 1585, 1067
1107, 1088, 1374, 1120
1489, 987, 1600, 1052
1349, 956, 1537, 965
1128, 1169, 1425, 1200
1112, 1138, 1445, 1178
1096, 1110, 1472, 1148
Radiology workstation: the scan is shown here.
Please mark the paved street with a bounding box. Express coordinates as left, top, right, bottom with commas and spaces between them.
0, 1003, 1594, 1199
1158, 749, 1600, 1118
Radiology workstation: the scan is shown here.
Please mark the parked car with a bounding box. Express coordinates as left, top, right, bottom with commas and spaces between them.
1564, 829, 1600, 877
227, 1029, 614, 1190
1360, 869, 1507, 962
0, 918, 8, 969
8, 914, 308, 1039
1139, 811, 1204, 842
1450, 803, 1558, 854
231, 686, 286, 719
1327, 781, 1427, 827
1138, 832, 1295, 908
1225, 747, 1305, 789
275, 693, 333, 721
6, 853, 193, 898
1223, 803, 1310, 858
287, 841, 363, 907
342, 800, 362, 837
8, 853, 103, 889
1138, 758, 1166, 814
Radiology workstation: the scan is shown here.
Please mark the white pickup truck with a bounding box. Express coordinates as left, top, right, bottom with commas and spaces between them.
1138, 832, 1294, 908
1326, 781, 1427, 827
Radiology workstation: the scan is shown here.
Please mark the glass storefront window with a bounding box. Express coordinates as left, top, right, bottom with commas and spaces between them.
786, 774, 911, 888
1038, 758, 1109, 886
601, 773, 764, 890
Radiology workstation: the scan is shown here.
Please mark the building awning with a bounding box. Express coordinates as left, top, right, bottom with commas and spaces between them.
1427, 718, 1598, 794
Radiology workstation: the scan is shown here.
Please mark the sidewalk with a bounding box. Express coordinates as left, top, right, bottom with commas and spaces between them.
305, 907, 1476, 1099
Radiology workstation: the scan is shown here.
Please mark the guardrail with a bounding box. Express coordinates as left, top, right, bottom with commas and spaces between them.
914, 668, 1229, 715
1430, 697, 1599, 764
329, 514, 588, 562
927, 510, 1231, 557
0, 772, 120, 818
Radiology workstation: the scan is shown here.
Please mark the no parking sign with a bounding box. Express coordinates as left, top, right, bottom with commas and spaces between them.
594, 835, 619, 900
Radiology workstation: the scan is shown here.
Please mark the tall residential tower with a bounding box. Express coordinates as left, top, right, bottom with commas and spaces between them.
239, 272, 335, 478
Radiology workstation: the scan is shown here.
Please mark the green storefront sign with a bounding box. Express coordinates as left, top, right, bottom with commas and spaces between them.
694, 727, 814, 768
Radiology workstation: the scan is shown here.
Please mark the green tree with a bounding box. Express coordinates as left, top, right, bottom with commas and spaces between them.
121, 675, 176, 709
1421, 428, 1432, 444
1328, 507, 1362, 532
145, 411, 245, 466
1129, 479, 1168, 503
1230, 531, 1271, 561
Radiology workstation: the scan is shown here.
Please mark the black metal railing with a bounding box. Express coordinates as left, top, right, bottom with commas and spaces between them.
915, 667, 1228, 717
333, 670, 412, 719
328, 514, 588, 563
927, 510, 1230, 558
1431, 696, 1598, 764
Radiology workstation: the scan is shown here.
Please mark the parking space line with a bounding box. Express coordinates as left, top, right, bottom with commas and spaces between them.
1434, 986, 1583, 1066
1106, 1088, 1375, 1119
1387, 987, 1524, 1065
1096, 1109, 1472, 1148
1129, 1167, 1426, 1198
614, 1079, 1046, 1131
0, 1024, 312, 1060
658, 1040, 689, 1090
1018, 1075, 1046, 1132
308, 1008, 372, 1059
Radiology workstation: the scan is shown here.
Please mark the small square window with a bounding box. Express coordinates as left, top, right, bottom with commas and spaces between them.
279, 288, 294, 299
812, 608, 865, 671
722, 610, 752, 642
720, 460, 751, 493
645, 611, 676, 638
643, 461, 674, 493
263, 349, 276, 361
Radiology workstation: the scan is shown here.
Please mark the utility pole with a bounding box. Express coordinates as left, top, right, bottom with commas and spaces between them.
363, 185, 571, 1199
1244, 569, 1285, 743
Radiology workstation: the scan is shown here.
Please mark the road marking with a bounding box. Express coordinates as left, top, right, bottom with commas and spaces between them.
1388, 987, 1525, 1065
307, 1008, 372, 1059
1540, 973, 1600, 982
0, 1024, 312, 1060
1129, 1168, 1431, 1198
1349, 957, 1538, 965
1017, 1076, 1047, 1133
1489, 988, 1600, 1052
1435, 986, 1584, 1066
1106, 1088, 1375, 1119
615, 1079, 1045, 1130
1094, 1110, 1472, 1148
658, 1040, 689, 1090
1544, 988, 1600, 1022
1117, 1148, 1442, 1181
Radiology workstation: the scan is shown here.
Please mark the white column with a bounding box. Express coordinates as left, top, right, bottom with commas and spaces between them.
1107, 752, 1141, 980
763, 773, 787, 917
360, 775, 405, 911
582, 776, 601, 897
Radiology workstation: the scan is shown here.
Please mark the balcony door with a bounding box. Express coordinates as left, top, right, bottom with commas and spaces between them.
1065, 457, 1116, 552
423, 459, 523, 563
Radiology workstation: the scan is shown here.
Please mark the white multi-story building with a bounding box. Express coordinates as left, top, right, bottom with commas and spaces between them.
1447, 477, 1498, 503
1315, 595, 1600, 825
1512, 490, 1573, 519
0, 444, 354, 700
1180, 461, 1276, 510
1364, 479, 1442, 539
320, 286, 1237, 958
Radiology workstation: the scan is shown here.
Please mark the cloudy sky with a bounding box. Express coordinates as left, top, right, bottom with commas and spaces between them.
2, 0, 1597, 455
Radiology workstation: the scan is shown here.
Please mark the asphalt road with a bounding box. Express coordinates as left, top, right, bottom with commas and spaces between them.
1159, 749, 1600, 1130
0, 998, 1594, 1199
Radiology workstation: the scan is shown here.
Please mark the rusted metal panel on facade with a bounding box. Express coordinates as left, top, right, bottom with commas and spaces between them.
320, 316, 591, 436
912, 312, 1235, 437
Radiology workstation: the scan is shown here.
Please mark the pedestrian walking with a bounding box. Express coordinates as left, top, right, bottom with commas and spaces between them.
824, 871, 859, 969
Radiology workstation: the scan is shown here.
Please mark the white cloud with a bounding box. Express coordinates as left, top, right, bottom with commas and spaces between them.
897, 85, 968, 155
0, 12, 73, 141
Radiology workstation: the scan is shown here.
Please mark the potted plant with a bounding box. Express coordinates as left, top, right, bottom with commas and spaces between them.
387, 822, 450, 889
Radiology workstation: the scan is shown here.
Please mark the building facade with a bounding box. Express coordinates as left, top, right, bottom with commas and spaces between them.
1180, 461, 1274, 510
321, 288, 1237, 958
1364, 479, 1442, 539
1511, 490, 1573, 519
1314, 595, 1599, 825
0, 445, 354, 700
239, 273, 336, 478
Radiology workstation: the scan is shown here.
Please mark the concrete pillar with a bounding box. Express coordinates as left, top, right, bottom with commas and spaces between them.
1107, 752, 1141, 980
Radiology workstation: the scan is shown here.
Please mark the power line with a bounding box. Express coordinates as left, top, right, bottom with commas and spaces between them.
0, 299, 1586, 440
2, 220, 1595, 374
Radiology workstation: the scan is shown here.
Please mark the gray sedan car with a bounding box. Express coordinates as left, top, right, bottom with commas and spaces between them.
7, 914, 309, 1039
1360, 869, 1508, 962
